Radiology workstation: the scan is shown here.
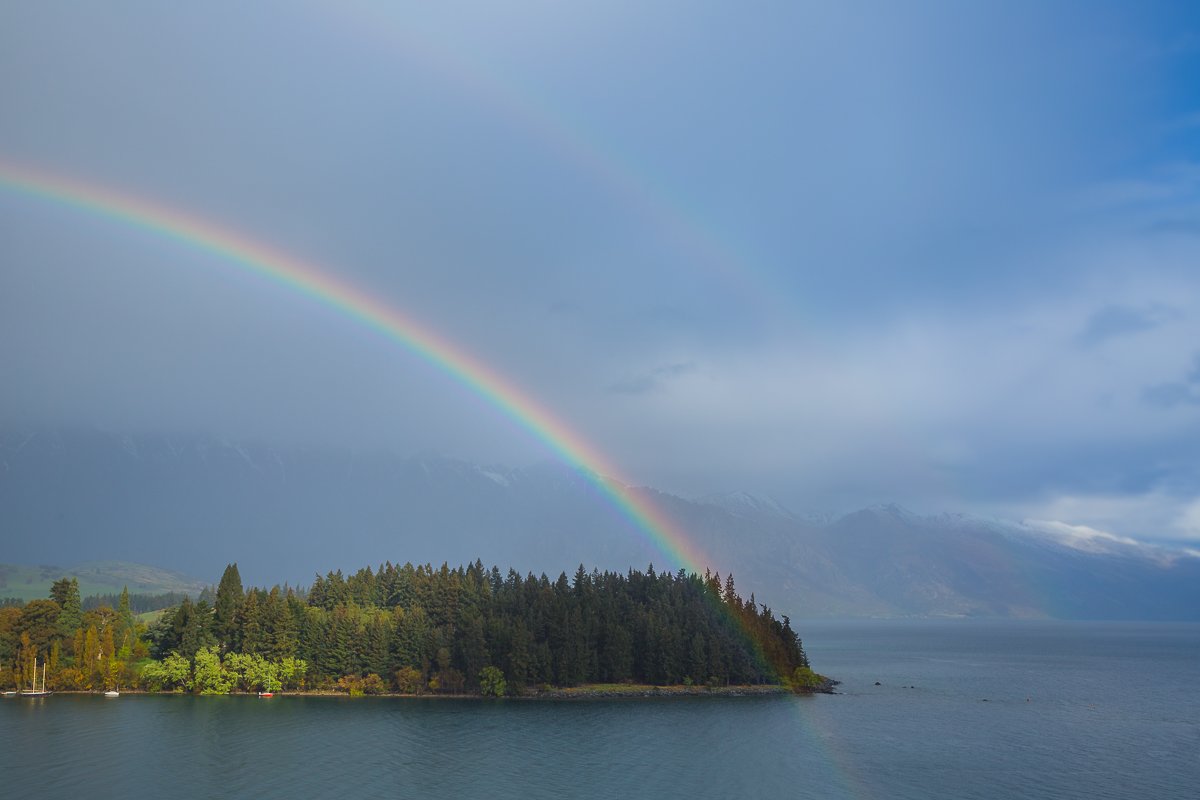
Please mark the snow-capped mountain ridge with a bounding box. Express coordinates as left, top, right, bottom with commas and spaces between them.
699, 490, 795, 519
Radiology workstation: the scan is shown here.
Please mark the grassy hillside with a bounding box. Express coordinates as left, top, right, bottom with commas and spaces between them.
0, 560, 209, 602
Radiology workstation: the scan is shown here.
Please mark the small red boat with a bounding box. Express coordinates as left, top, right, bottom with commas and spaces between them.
258, 691, 274, 698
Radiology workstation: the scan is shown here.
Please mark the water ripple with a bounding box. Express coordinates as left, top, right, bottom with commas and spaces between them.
4, 622, 1198, 799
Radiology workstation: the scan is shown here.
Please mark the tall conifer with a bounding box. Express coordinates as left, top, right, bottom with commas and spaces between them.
214, 563, 244, 651
52, 578, 82, 644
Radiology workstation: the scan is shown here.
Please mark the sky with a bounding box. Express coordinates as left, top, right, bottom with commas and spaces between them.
4, 1, 1200, 544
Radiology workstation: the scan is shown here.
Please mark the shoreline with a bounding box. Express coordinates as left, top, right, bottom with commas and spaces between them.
24, 679, 838, 700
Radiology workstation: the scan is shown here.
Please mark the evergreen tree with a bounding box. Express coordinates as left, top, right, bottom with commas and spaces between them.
179, 600, 215, 659
262, 586, 297, 660
214, 563, 244, 651
317, 605, 357, 677
362, 613, 392, 677
52, 578, 82, 644
3, 558, 821, 696
19, 599, 61, 656
239, 591, 264, 655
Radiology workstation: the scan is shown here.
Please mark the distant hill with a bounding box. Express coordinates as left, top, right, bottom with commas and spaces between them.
2, 427, 1198, 619
692, 502, 1200, 620
0, 560, 209, 602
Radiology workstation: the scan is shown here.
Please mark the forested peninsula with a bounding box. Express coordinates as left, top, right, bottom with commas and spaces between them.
1, 562, 829, 697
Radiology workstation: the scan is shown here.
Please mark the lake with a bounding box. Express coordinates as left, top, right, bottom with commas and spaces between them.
3, 620, 1196, 799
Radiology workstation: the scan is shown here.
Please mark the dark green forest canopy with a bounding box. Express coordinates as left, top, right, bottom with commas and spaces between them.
2, 561, 821, 695
169, 560, 817, 690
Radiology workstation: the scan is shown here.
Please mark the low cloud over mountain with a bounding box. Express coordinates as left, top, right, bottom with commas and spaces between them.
3, 428, 1196, 619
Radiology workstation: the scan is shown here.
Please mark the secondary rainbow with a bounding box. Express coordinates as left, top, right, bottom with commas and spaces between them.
324, 1, 789, 319
0, 160, 713, 575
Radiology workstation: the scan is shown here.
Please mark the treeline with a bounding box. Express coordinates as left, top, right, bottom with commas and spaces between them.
2, 591, 191, 612
0, 561, 824, 696
0, 579, 145, 691
83, 591, 191, 614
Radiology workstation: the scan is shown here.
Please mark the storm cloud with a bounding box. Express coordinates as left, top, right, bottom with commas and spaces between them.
5, 1, 1200, 542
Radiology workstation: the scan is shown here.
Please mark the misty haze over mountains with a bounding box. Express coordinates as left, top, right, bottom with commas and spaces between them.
2, 428, 1197, 620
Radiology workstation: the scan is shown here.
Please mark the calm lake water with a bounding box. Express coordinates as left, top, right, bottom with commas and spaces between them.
3, 621, 1197, 799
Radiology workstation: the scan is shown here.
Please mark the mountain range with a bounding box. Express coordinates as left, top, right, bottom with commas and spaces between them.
2, 428, 1197, 619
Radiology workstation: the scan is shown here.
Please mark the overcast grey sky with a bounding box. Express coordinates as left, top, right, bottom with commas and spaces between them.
5, 1, 1200, 542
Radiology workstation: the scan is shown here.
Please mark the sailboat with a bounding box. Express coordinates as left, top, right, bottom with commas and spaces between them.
258, 673, 279, 698
20, 660, 51, 697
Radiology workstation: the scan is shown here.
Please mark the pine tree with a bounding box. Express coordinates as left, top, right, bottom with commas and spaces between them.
53, 578, 82, 644
688, 632, 707, 682
262, 586, 297, 660
214, 563, 244, 651
239, 591, 263, 655
117, 586, 135, 639
179, 600, 215, 659
170, 598, 193, 653
362, 613, 392, 677
723, 573, 738, 610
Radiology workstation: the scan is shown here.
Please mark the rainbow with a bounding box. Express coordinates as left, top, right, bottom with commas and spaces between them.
0, 159, 713, 575
322, 1, 788, 319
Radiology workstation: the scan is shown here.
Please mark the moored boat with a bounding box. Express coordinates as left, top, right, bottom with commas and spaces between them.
258, 673, 280, 697
20, 660, 51, 697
